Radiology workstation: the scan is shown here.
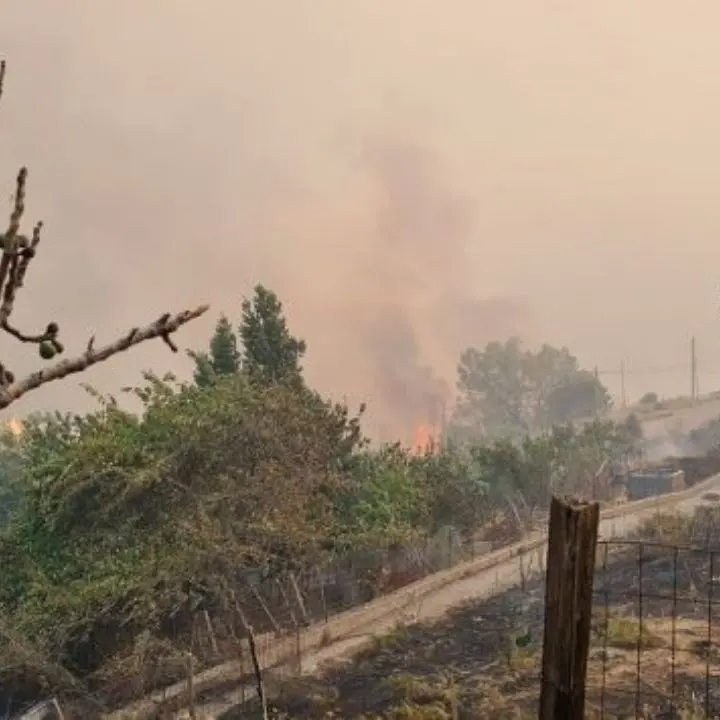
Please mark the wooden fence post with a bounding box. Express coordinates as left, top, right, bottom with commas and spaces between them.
538, 496, 600, 720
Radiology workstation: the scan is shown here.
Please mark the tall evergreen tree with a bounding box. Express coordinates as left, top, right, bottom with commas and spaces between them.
189, 314, 240, 387
239, 284, 306, 387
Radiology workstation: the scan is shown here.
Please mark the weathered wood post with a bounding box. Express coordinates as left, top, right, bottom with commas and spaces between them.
538, 496, 600, 720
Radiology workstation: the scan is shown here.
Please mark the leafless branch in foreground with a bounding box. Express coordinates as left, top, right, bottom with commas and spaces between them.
0, 305, 209, 409
0, 60, 208, 409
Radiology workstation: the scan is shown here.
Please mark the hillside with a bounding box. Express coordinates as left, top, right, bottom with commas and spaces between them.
610, 393, 720, 441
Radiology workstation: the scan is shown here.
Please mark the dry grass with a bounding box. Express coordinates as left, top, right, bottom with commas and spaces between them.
224, 602, 718, 719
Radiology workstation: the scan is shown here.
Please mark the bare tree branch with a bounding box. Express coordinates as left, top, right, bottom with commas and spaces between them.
0, 305, 209, 409
0, 61, 208, 408
0, 167, 28, 315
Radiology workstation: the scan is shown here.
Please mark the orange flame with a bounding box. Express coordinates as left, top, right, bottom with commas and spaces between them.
412, 424, 440, 455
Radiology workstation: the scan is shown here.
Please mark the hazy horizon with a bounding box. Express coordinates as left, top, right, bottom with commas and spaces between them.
3, 2, 720, 440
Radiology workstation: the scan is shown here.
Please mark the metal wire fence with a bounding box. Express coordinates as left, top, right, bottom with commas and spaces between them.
207, 530, 493, 696
193, 514, 720, 719
95, 526, 494, 716
217, 511, 720, 720
589, 539, 720, 718
39, 504, 720, 719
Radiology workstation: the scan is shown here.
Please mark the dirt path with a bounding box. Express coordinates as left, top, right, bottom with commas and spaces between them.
190, 475, 720, 719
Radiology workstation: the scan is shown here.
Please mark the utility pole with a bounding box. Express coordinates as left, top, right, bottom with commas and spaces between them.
439, 398, 448, 450
691, 336, 697, 402
620, 361, 627, 409
593, 366, 600, 418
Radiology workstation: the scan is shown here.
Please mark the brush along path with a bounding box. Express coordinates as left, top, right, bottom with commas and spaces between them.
108, 474, 720, 719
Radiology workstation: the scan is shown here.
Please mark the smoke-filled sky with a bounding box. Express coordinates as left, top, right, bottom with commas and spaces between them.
3, 1, 720, 438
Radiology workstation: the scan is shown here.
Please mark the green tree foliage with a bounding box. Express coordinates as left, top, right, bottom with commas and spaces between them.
453, 338, 612, 441
467, 419, 634, 530
189, 314, 240, 387
0, 374, 366, 677
338, 444, 497, 546
543, 370, 612, 427
190, 285, 306, 390
339, 445, 431, 543
419, 445, 493, 536
0, 368, 638, 708
0, 428, 23, 528
622, 412, 644, 444
240, 284, 307, 388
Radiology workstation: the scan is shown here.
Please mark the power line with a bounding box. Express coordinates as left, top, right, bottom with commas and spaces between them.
595, 365, 686, 376
596, 365, 720, 376
595, 339, 720, 405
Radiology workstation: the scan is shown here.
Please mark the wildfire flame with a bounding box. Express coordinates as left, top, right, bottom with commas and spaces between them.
412, 424, 440, 455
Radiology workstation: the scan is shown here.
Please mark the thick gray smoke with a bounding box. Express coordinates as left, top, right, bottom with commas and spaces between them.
279, 137, 532, 441
0, 5, 535, 441
8, 3, 720, 435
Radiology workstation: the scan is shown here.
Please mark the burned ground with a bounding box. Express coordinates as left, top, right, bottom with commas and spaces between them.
222, 523, 720, 719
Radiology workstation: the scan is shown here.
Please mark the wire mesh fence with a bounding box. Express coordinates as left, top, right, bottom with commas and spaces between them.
193, 514, 720, 719
92, 525, 495, 716
207, 528, 492, 696
214, 510, 720, 720
215, 506, 720, 720
589, 538, 720, 718
25, 501, 720, 718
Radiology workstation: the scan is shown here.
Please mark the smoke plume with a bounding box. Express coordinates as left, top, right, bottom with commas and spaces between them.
275, 136, 532, 441
22, 2, 720, 434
